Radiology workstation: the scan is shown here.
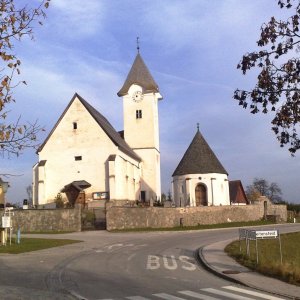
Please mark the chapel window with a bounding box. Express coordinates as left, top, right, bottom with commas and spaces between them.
75, 156, 82, 161
73, 122, 78, 130
136, 110, 142, 119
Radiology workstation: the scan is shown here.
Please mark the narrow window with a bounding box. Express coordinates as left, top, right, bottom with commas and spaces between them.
75, 156, 82, 161
136, 110, 142, 119
73, 122, 77, 129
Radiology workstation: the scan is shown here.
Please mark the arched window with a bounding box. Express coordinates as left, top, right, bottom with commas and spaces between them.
195, 184, 207, 206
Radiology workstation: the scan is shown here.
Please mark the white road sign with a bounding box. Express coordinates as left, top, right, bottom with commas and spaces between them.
255, 230, 278, 239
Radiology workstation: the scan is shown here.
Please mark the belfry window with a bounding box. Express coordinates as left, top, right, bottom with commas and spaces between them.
75, 156, 82, 161
73, 122, 77, 130
136, 110, 142, 119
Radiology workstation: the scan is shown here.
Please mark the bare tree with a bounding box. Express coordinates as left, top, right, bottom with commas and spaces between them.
0, 0, 50, 158
246, 177, 283, 203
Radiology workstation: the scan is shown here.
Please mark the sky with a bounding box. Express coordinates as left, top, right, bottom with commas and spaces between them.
1, 0, 300, 204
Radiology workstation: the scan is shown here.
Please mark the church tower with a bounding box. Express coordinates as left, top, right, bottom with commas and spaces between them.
117, 52, 163, 202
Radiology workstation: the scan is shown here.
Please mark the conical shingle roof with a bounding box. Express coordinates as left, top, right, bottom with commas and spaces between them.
172, 129, 227, 176
117, 53, 159, 96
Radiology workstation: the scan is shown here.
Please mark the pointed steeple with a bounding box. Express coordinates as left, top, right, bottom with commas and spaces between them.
117, 53, 159, 97
172, 129, 227, 176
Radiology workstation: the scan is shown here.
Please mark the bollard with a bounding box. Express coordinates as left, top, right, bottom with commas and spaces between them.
294, 218, 296, 223
17, 228, 21, 244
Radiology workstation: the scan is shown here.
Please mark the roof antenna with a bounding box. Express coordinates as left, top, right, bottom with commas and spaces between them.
136, 36, 140, 53
197, 123, 199, 131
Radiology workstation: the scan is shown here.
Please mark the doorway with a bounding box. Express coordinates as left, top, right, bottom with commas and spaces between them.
195, 184, 207, 206
140, 191, 146, 202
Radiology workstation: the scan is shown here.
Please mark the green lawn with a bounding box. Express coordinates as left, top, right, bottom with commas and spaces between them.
0, 238, 82, 254
112, 220, 276, 232
225, 232, 300, 286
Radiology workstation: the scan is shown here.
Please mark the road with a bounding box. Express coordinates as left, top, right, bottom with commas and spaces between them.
0, 224, 299, 300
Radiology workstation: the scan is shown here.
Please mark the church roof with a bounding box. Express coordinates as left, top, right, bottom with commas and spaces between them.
172, 129, 228, 176
117, 53, 159, 96
229, 180, 249, 204
37, 93, 141, 162
61, 180, 91, 192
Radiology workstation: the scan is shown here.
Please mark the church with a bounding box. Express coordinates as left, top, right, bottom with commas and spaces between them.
172, 127, 230, 207
32, 51, 234, 208
32, 52, 162, 207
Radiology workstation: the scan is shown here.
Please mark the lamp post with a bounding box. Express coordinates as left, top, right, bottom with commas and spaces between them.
0, 178, 9, 208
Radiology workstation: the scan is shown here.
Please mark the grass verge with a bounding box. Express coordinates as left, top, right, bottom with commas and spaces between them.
0, 238, 82, 254
112, 220, 275, 232
225, 232, 300, 286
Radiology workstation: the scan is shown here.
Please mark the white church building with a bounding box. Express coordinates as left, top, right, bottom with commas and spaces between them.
33, 51, 232, 208
33, 53, 162, 207
172, 127, 230, 207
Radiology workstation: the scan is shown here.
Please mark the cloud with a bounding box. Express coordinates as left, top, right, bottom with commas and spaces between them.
48, 0, 106, 37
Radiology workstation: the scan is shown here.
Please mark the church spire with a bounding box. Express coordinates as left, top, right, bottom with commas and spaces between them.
136, 36, 140, 54
117, 52, 160, 97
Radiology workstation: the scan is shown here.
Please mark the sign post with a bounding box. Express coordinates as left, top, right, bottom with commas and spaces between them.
238, 228, 282, 265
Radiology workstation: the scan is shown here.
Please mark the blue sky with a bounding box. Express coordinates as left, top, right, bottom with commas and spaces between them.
2, 0, 300, 204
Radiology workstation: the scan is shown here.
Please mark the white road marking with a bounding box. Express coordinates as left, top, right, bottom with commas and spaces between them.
146, 255, 196, 271
223, 286, 286, 300
202, 288, 256, 300
128, 253, 136, 261
163, 255, 177, 270
98, 285, 286, 300
147, 255, 160, 269
153, 293, 186, 300
126, 296, 151, 300
179, 290, 221, 299
106, 243, 123, 250
178, 256, 197, 271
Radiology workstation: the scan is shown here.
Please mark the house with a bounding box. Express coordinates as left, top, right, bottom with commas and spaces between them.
229, 180, 249, 205
0, 177, 9, 207
32, 52, 163, 207
172, 127, 230, 207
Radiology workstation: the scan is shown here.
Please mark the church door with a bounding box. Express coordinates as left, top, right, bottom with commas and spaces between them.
195, 184, 207, 206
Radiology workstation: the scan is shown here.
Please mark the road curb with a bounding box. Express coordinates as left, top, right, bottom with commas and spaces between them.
195, 246, 244, 286
195, 244, 298, 300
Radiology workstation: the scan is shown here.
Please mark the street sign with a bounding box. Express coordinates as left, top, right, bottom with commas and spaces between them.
255, 230, 278, 239
238, 228, 282, 264
1, 216, 11, 228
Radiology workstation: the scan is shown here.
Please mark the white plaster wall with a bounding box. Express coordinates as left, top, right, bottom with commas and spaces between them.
108, 153, 141, 201
37, 97, 120, 204
172, 173, 230, 207
134, 148, 161, 200
123, 84, 161, 150
121, 84, 162, 201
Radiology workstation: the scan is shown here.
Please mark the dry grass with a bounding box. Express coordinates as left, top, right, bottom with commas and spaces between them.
225, 232, 300, 286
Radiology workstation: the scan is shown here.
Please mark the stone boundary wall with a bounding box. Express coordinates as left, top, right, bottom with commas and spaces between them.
5, 207, 81, 232
106, 203, 287, 231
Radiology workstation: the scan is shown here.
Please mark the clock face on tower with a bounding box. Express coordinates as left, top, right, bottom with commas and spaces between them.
132, 91, 144, 102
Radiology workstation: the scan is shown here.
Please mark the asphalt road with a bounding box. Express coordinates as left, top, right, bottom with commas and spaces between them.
1, 224, 299, 300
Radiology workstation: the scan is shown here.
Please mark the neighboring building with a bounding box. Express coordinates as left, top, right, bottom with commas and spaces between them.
229, 180, 249, 205
252, 195, 272, 205
0, 177, 9, 206
33, 52, 163, 206
172, 128, 230, 207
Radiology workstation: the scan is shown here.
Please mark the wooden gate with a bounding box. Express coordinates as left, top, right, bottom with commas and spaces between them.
195, 184, 207, 206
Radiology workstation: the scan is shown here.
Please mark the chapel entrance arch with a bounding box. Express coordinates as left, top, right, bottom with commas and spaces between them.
195, 183, 207, 206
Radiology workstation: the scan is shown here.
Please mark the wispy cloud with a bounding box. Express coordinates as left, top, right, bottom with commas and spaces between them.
48, 0, 107, 37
